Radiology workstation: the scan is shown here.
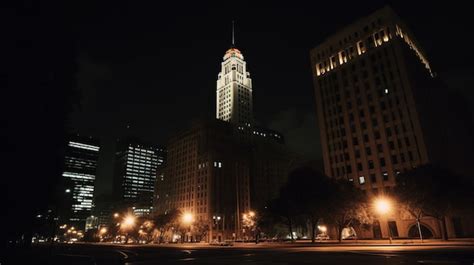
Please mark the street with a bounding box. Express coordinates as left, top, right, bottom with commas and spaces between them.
11, 242, 474, 265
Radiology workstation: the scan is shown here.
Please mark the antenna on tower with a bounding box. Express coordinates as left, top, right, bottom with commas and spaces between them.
232, 20, 235, 46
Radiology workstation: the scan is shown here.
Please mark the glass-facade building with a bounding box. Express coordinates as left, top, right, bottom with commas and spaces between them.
115, 140, 165, 214
61, 136, 100, 226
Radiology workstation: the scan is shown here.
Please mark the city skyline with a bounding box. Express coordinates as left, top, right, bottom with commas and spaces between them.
67, 1, 474, 161
3, 1, 474, 262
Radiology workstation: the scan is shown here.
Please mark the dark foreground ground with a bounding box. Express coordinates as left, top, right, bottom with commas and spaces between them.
3, 242, 474, 265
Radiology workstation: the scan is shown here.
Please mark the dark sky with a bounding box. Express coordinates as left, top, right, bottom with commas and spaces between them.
3, 0, 473, 242
69, 1, 474, 161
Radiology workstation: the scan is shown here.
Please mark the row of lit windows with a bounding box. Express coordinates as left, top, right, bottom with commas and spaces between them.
316, 27, 391, 76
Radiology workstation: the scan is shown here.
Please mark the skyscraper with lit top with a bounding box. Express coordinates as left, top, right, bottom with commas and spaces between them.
216, 26, 253, 125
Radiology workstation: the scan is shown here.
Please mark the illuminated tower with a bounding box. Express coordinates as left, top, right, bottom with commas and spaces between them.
216, 22, 253, 125
60, 135, 100, 227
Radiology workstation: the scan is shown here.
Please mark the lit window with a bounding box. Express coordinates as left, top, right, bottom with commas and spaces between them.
359, 176, 366, 184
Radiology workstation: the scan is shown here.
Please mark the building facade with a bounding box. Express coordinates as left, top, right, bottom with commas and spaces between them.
154, 119, 295, 242
216, 46, 253, 125
114, 139, 166, 215
60, 135, 100, 228
310, 6, 474, 239
154, 37, 299, 242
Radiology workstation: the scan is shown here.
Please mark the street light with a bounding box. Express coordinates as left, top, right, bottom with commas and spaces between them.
374, 198, 391, 215
181, 213, 194, 242
114, 213, 119, 218
182, 212, 194, 225
374, 197, 393, 244
99, 227, 107, 235
123, 215, 136, 228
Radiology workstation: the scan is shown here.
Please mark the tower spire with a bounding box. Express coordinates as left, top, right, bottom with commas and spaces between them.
232, 20, 235, 47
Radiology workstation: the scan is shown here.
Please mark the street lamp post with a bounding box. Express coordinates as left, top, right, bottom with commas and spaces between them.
182, 213, 194, 242
374, 197, 393, 244
121, 214, 136, 244
212, 215, 222, 242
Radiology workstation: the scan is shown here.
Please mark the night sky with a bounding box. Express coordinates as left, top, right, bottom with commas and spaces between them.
3, 0, 474, 243
69, 1, 474, 161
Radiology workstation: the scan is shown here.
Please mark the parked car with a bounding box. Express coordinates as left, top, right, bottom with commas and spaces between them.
210, 239, 234, 246
315, 234, 330, 240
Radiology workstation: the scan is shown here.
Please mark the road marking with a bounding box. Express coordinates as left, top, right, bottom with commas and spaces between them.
347, 251, 399, 257
417, 261, 458, 264
181, 250, 192, 254
179, 258, 196, 261
116, 250, 129, 259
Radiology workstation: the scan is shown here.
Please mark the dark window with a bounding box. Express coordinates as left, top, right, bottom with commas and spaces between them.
353, 137, 358, 145
383, 172, 389, 181
386, 127, 392, 137
377, 144, 383, 153
363, 134, 369, 142
391, 155, 398, 164
375, 131, 381, 139
370, 174, 376, 183
380, 157, 386, 167
346, 165, 352, 174
368, 160, 374, 169
372, 118, 378, 127
408, 151, 414, 161
366, 147, 372, 156
355, 149, 361, 158
357, 163, 363, 171
388, 221, 399, 237
389, 141, 395, 150
405, 137, 411, 146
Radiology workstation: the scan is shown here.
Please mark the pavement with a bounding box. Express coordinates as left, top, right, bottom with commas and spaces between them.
2, 240, 474, 265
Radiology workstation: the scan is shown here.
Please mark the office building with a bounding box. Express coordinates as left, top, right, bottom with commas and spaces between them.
310, 6, 474, 239
155, 35, 298, 242
60, 135, 100, 227
114, 139, 166, 214
154, 119, 295, 242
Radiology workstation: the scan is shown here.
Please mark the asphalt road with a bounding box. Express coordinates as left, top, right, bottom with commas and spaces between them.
8, 243, 474, 265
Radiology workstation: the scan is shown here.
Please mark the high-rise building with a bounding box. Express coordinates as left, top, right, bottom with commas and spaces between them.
114, 139, 166, 215
154, 30, 299, 242
310, 6, 474, 239
60, 135, 100, 227
216, 31, 253, 125
154, 119, 294, 242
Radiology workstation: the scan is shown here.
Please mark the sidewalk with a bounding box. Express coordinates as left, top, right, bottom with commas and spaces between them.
228, 238, 474, 247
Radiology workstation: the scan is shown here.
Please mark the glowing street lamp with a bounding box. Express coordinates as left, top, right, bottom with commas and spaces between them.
182, 213, 194, 225
122, 215, 136, 230
374, 197, 393, 244
181, 213, 194, 243
317, 225, 327, 233
99, 227, 107, 235
374, 198, 391, 215
114, 213, 120, 218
